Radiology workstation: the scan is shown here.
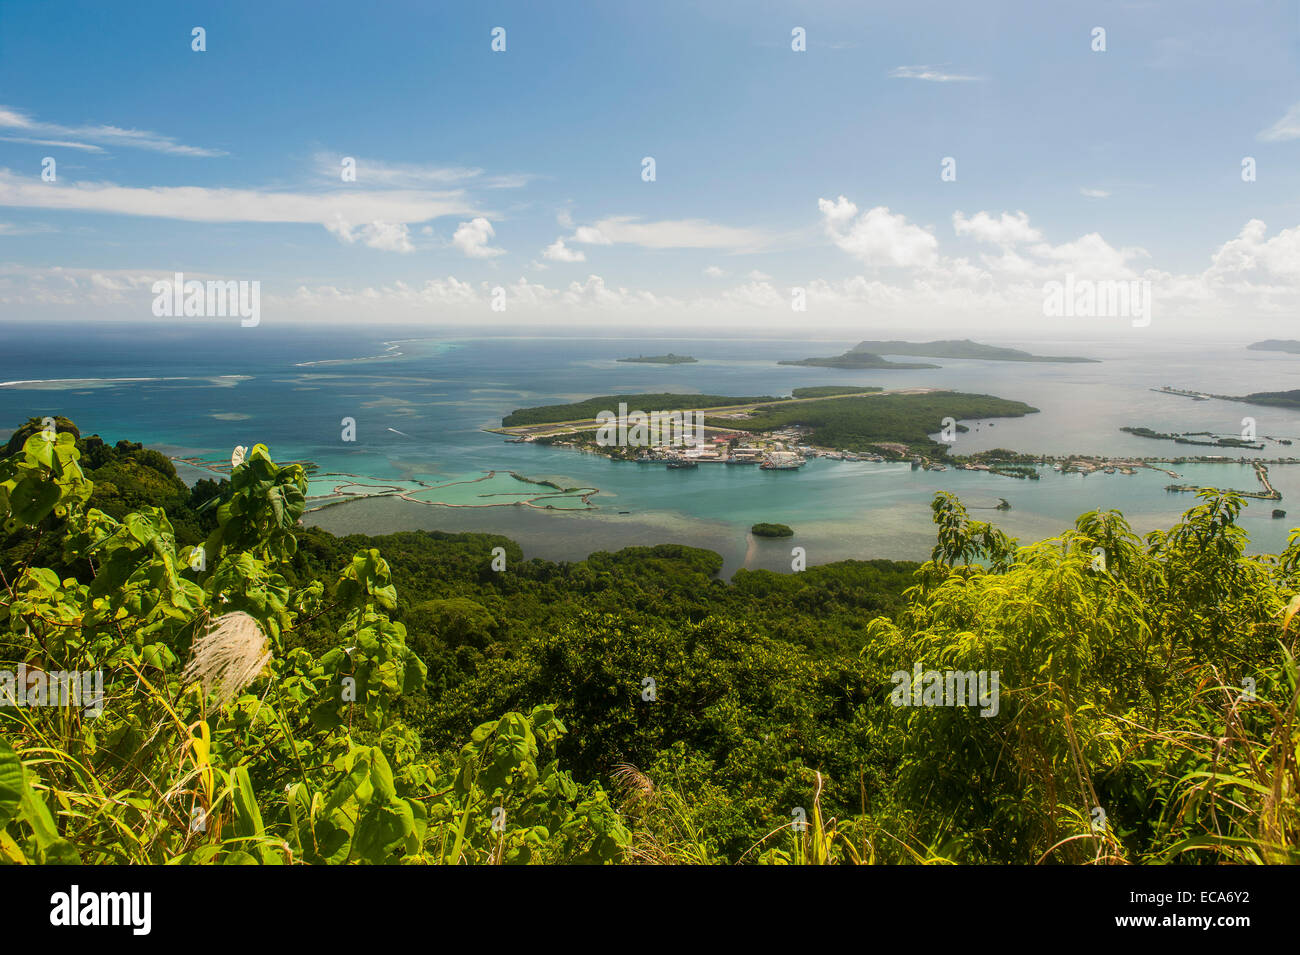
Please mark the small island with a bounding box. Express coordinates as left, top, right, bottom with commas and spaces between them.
778, 351, 939, 370
617, 353, 698, 364
1247, 340, 1300, 354
751, 522, 794, 538
780, 339, 1097, 368
1121, 426, 1264, 450
849, 339, 1099, 363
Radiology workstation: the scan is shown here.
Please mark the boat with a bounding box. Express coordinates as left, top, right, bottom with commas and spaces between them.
760, 451, 803, 470
666, 459, 698, 469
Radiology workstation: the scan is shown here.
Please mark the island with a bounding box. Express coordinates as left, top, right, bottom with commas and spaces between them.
490, 388, 1039, 464
1230, 390, 1300, 410
847, 339, 1099, 363
1121, 426, 1264, 450
778, 339, 1097, 369
791, 386, 877, 398
751, 523, 794, 538
1156, 385, 1300, 418
1247, 340, 1300, 354
777, 351, 939, 370
617, 353, 698, 364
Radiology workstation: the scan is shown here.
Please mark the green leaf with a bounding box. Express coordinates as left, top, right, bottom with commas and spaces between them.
231, 766, 265, 840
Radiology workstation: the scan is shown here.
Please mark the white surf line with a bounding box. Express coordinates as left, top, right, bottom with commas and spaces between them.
295, 340, 408, 367
0, 375, 250, 387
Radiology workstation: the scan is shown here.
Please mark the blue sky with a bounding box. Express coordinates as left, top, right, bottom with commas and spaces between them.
0, 0, 1297, 335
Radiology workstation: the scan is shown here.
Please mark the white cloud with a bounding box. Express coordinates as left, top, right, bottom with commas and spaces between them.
1206, 218, 1300, 281
889, 65, 982, 83
328, 219, 414, 253
703, 265, 726, 277
8, 207, 1300, 334
953, 210, 1043, 246
748, 269, 772, 281
452, 217, 505, 258
314, 152, 482, 187
721, 279, 784, 308
572, 225, 611, 245
819, 198, 938, 268
1080, 188, 1111, 199
1257, 102, 1300, 142
0, 169, 477, 249
0, 105, 225, 157
0, 136, 105, 153
542, 237, 585, 262
570, 216, 767, 251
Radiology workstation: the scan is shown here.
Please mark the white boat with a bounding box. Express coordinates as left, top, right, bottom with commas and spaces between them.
760, 451, 804, 470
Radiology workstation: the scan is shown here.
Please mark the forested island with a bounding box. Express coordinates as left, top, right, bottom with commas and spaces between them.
702, 391, 1038, 455
502, 393, 776, 428
616, 353, 698, 364
1233, 390, 1300, 410
1, 414, 1292, 866
846, 339, 1098, 362
1159, 384, 1300, 411
494, 388, 1038, 459
1247, 340, 1300, 354
791, 385, 877, 398
778, 350, 939, 370
780, 339, 1097, 369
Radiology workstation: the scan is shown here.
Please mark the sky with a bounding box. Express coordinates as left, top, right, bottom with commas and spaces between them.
0, 0, 1297, 338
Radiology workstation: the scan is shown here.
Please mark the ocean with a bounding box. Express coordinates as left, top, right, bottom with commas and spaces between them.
4, 320, 1300, 576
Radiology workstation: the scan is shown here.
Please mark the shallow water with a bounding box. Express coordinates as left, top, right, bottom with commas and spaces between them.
4, 322, 1299, 569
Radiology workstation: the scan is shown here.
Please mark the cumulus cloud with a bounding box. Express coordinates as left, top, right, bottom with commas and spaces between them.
8, 207, 1300, 334
953, 210, 1043, 246
327, 219, 414, 253
571, 225, 611, 245
542, 237, 585, 262
1206, 218, 1300, 281
452, 217, 505, 258
818, 198, 939, 268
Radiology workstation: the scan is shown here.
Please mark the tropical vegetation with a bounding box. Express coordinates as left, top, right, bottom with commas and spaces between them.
1, 417, 1295, 864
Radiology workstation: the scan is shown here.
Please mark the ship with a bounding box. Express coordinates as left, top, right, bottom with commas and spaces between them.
666, 458, 698, 469
760, 451, 804, 470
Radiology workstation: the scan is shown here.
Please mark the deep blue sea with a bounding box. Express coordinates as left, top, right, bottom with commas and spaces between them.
5, 321, 1300, 575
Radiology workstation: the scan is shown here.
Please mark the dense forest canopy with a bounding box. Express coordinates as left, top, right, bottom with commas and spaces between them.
502, 394, 776, 427
706, 391, 1039, 454
0, 417, 1295, 864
